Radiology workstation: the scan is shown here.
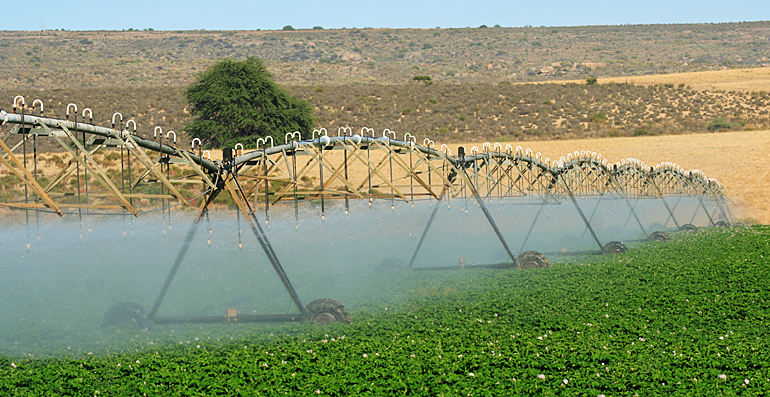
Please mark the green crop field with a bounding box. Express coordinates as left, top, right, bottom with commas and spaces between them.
2, 226, 769, 396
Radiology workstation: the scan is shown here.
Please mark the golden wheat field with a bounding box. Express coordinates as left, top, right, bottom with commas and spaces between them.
447, 129, 770, 224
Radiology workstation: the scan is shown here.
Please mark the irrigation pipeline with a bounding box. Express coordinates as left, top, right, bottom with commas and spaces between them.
1, 112, 728, 211
2, 111, 218, 173
0, 106, 736, 326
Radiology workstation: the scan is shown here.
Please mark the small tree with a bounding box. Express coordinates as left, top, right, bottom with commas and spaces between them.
413, 75, 433, 86
586, 77, 598, 85
185, 57, 315, 149
282, 25, 296, 31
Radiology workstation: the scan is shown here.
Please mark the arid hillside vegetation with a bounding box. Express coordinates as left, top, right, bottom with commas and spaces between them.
3, 81, 769, 149
1, 22, 769, 90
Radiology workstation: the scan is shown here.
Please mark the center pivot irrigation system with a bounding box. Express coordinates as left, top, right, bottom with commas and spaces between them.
0, 98, 735, 328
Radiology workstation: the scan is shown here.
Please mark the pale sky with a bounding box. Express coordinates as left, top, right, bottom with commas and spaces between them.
2, 0, 768, 31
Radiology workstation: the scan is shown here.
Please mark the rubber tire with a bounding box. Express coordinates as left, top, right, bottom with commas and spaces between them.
714, 220, 731, 227
516, 251, 550, 269
603, 241, 628, 254
648, 231, 670, 242
376, 257, 407, 272
100, 302, 153, 330
302, 298, 352, 325
680, 224, 698, 232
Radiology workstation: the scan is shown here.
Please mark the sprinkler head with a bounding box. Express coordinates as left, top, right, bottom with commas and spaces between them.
238, 243, 242, 250
207, 239, 211, 246
26, 243, 31, 252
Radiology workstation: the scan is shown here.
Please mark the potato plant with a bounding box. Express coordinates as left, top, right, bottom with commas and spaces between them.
1, 226, 769, 395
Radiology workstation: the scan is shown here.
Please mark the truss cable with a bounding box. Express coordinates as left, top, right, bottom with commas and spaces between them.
69, 107, 83, 239
33, 104, 41, 244
343, 135, 350, 215
389, 143, 394, 212
230, 172, 304, 312
263, 149, 270, 225
519, 202, 546, 254
408, 195, 443, 268
319, 140, 325, 220
409, 145, 414, 208
148, 187, 221, 320
292, 141, 299, 225
82, 109, 91, 234
367, 135, 372, 208
20, 102, 30, 251
236, 201, 243, 250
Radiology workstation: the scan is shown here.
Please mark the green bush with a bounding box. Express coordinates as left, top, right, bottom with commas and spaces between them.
707, 117, 739, 131
589, 112, 608, 123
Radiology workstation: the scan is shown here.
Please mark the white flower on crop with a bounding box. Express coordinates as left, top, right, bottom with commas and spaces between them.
563, 379, 568, 385
719, 374, 727, 380
10, 363, 16, 368
538, 336, 543, 340
537, 374, 546, 380
315, 390, 321, 394
469, 372, 475, 377
136, 360, 140, 364
458, 354, 463, 358
117, 363, 121, 367
744, 379, 750, 385
719, 336, 724, 340
363, 354, 367, 358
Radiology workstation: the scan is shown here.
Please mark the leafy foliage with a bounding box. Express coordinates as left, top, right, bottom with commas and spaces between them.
185, 57, 315, 148
707, 117, 740, 131
2, 226, 769, 395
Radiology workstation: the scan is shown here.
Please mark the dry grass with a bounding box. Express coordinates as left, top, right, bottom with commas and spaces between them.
450, 129, 770, 224
549, 67, 770, 92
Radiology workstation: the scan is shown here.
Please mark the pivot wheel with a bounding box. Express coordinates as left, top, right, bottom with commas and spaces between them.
680, 224, 698, 232
100, 302, 153, 330
714, 220, 731, 227
516, 251, 550, 269
648, 231, 670, 242
376, 257, 407, 272
603, 241, 628, 254
302, 298, 352, 325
